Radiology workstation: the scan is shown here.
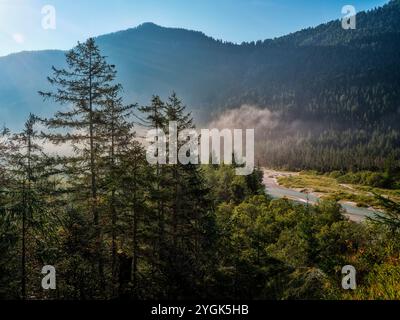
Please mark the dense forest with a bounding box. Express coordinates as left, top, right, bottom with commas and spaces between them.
1, 1, 400, 171
1, 39, 400, 300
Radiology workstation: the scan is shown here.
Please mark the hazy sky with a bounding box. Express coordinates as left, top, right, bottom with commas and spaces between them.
0, 0, 389, 57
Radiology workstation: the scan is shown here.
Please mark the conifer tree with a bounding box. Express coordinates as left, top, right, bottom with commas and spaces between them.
97, 88, 137, 293
5, 115, 57, 299
138, 95, 168, 284
162, 93, 215, 298
39, 38, 120, 290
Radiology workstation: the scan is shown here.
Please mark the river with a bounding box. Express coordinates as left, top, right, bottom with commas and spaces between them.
263, 170, 378, 222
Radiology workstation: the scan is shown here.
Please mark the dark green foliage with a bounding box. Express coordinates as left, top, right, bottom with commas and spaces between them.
1, 2, 400, 173
1, 36, 400, 301
370, 194, 400, 233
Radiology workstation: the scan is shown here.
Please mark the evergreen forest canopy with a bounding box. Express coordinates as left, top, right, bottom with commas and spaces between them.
0, 1, 400, 171
0, 37, 400, 301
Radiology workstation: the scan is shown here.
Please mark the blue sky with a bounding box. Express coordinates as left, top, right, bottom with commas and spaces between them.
0, 0, 389, 57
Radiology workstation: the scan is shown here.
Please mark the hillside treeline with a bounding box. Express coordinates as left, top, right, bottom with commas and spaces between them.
1, 39, 400, 301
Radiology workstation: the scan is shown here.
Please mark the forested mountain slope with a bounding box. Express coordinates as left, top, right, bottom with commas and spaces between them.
0, 0, 399, 169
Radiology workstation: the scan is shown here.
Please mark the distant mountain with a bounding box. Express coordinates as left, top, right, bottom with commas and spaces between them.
1, 0, 400, 131
0, 22, 243, 128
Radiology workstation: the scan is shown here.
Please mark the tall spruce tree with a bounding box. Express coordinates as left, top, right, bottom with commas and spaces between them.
97, 88, 137, 294
138, 95, 168, 292
39, 38, 120, 292
5, 115, 57, 299
150, 92, 216, 298
8, 115, 41, 299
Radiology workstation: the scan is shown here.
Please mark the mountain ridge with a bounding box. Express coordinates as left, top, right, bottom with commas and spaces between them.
0, 0, 399, 130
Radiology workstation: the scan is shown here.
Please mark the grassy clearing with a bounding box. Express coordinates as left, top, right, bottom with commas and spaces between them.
277, 171, 400, 209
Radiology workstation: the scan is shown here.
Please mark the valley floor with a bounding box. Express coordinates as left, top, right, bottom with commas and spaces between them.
262, 169, 395, 222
